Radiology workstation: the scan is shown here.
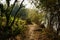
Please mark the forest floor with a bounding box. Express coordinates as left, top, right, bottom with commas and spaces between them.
16, 24, 41, 40
25, 23, 41, 40
10, 23, 50, 40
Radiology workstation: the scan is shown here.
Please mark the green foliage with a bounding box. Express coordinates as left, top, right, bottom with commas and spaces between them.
12, 18, 26, 34
0, 16, 27, 39
27, 9, 46, 24
1, 0, 60, 40
0, 0, 25, 39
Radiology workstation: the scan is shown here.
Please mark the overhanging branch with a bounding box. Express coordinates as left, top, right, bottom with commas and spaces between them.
10, 0, 24, 27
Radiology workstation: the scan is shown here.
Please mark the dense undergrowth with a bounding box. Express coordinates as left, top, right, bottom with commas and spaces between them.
0, 8, 59, 40
0, 16, 60, 40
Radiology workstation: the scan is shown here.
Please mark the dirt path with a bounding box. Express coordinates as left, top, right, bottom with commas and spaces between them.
25, 24, 41, 40
8, 23, 52, 40
9, 24, 41, 40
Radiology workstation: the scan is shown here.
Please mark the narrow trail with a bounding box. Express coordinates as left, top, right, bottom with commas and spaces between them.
8, 24, 51, 40
26, 24, 41, 40
9, 24, 41, 40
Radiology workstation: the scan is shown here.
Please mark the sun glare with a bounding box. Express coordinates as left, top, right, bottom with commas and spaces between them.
0, 0, 36, 9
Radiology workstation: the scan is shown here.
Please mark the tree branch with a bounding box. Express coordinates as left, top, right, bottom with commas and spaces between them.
10, 0, 24, 27
9, 0, 18, 15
